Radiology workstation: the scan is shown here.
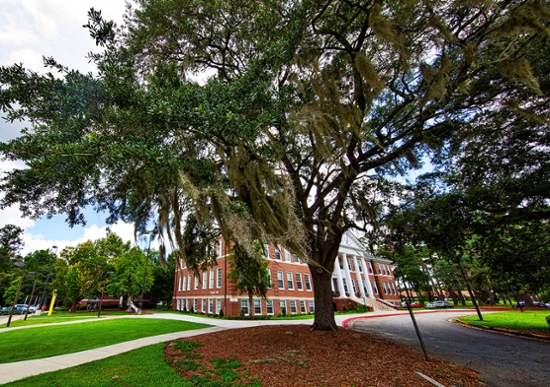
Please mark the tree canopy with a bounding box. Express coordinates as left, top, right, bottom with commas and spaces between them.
1, 1, 549, 329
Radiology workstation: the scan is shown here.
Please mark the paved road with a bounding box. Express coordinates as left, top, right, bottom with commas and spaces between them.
347, 310, 550, 387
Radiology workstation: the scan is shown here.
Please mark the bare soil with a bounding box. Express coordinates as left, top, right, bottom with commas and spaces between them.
165, 325, 484, 387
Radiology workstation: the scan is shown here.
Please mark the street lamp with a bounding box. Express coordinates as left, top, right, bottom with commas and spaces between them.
7, 261, 27, 328
24, 272, 40, 321
97, 271, 114, 318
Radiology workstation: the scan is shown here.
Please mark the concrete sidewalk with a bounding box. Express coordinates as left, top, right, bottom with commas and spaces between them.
0, 311, 409, 385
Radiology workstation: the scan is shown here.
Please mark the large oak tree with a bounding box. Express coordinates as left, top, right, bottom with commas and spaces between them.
1, 1, 549, 329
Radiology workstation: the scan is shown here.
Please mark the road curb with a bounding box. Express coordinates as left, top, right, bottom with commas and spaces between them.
453, 318, 550, 341
341, 309, 470, 328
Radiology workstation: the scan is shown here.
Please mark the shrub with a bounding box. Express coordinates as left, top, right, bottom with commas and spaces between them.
545, 315, 550, 327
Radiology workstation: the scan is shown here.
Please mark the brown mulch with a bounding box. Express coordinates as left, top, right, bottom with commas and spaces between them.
164, 325, 483, 387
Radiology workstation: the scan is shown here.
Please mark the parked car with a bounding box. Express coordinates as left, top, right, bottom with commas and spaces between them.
532, 301, 547, 308
0, 305, 27, 315
401, 302, 424, 308
14, 304, 34, 313
426, 300, 454, 309
513, 301, 526, 308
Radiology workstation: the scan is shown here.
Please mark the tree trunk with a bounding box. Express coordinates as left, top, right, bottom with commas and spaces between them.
71, 299, 78, 313
309, 265, 337, 331
249, 294, 254, 317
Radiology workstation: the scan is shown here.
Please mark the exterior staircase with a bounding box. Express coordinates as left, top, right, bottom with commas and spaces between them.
347, 295, 399, 312
363, 297, 398, 312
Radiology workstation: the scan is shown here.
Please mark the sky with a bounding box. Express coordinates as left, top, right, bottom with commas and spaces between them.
0, 1, 135, 255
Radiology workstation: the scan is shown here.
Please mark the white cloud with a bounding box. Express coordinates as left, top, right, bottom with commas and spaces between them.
0, 204, 35, 230
0, 13, 39, 46
21, 220, 138, 256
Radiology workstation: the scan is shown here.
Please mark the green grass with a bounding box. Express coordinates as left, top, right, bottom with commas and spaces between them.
1, 311, 132, 328
458, 310, 550, 330
0, 318, 210, 363
3, 343, 193, 387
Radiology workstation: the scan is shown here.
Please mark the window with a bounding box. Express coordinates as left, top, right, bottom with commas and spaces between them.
266, 269, 272, 288
358, 261, 363, 272
216, 299, 222, 314
202, 272, 207, 289
241, 299, 249, 315
194, 275, 199, 290
382, 282, 387, 295
347, 258, 352, 270
308, 300, 315, 313
285, 249, 291, 262
289, 300, 297, 314
304, 274, 312, 291
296, 273, 303, 290
362, 280, 369, 294
277, 271, 284, 289
279, 299, 287, 315
179, 259, 184, 270
187, 275, 192, 291
178, 276, 182, 291
208, 299, 213, 314
391, 283, 397, 295
186, 299, 190, 311
182, 276, 186, 291
372, 281, 379, 295
193, 299, 197, 313
351, 279, 357, 294
263, 244, 270, 259
338, 256, 344, 269
299, 300, 306, 313
275, 246, 281, 260
294, 254, 299, 263
368, 262, 373, 274
287, 272, 294, 290
202, 299, 206, 313
209, 269, 214, 289
254, 299, 262, 315
304, 274, 311, 290
266, 300, 274, 315
216, 267, 222, 288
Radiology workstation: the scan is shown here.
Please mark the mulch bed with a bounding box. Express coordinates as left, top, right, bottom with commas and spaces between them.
165, 325, 483, 387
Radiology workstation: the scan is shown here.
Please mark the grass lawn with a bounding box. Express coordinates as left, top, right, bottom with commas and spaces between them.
0, 311, 130, 328
458, 310, 550, 331
0, 318, 210, 363
3, 343, 194, 387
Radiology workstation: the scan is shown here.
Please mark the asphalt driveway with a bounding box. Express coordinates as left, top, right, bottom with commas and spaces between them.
347, 310, 550, 387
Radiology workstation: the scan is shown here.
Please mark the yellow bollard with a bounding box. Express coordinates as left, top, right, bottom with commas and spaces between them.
47, 289, 57, 316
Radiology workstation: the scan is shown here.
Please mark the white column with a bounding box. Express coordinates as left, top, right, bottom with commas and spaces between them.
353, 256, 366, 299
360, 257, 374, 298
333, 257, 346, 298
342, 255, 354, 297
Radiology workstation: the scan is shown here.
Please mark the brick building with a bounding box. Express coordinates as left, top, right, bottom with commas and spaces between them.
172, 231, 400, 316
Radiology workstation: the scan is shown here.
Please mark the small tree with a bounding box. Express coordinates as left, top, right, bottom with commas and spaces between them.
109, 247, 154, 311
227, 241, 270, 317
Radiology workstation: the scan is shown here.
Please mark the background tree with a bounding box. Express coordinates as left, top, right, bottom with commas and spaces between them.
52, 234, 129, 310
0, 224, 24, 306
108, 247, 154, 311
148, 250, 176, 309
1, 1, 549, 329
227, 242, 271, 317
